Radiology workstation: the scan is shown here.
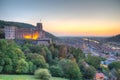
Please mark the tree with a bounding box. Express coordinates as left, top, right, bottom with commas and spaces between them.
49, 65, 63, 77
4, 57, 13, 73
78, 60, 96, 79
7, 44, 25, 73
59, 45, 67, 58
49, 57, 59, 66
108, 61, 120, 70
0, 29, 5, 38
110, 68, 120, 80
82, 66, 96, 79
26, 53, 48, 69
4, 65, 13, 73
41, 48, 46, 58
30, 45, 43, 54
116, 69, 120, 79
28, 61, 34, 74
69, 47, 85, 62
4, 58, 12, 65
59, 59, 82, 80
108, 62, 120, 79
0, 59, 5, 66
86, 54, 101, 69
0, 66, 3, 73
0, 39, 26, 73
44, 47, 52, 64
101, 66, 109, 77
49, 45, 59, 59
16, 59, 29, 73
0, 39, 8, 52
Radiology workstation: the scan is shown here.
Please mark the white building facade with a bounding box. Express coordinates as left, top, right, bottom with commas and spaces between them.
4, 26, 16, 39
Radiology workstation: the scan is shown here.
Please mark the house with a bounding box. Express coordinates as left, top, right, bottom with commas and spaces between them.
95, 73, 105, 80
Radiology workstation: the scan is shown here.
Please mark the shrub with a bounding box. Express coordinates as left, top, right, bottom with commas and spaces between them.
34, 68, 51, 80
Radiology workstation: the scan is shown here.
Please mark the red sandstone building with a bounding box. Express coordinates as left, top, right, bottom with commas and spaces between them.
4, 22, 51, 45
4, 23, 45, 40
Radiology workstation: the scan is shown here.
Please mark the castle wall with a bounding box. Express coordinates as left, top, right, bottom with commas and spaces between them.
4, 22, 45, 40
4, 26, 16, 39
15, 28, 33, 39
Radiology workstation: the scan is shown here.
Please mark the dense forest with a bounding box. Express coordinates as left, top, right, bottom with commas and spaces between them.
1, 39, 120, 80
0, 39, 99, 80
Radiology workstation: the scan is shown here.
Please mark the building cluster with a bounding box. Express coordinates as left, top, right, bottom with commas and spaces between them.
4, 22, 51, 45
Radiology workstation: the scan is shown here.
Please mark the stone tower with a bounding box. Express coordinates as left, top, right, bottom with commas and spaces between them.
36, 22, 45, 39
37, 23, 43, 31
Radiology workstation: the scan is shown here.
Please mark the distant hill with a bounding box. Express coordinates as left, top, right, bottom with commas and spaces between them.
0, 20, 58, 40
0, 20, 34, 28
107, 34, 120, 42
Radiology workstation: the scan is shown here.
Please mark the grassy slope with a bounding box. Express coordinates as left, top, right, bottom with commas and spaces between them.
0, 75, 68, 80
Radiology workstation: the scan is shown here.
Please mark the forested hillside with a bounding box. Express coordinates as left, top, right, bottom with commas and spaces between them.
107, 34, 120, 42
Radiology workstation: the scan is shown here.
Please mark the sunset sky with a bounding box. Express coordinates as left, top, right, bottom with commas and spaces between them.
0, 0, 120, 36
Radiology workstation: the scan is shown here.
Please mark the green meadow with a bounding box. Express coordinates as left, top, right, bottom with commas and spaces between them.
0, 75, 68, 80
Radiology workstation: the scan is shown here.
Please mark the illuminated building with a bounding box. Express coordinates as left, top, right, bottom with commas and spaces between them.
4, 22, 51, 45
4, 22, 45, 40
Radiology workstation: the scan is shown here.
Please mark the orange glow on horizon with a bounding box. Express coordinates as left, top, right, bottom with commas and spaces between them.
23, 31, 39, 40
30, 19, 120, 36
42, 19, 120, 36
